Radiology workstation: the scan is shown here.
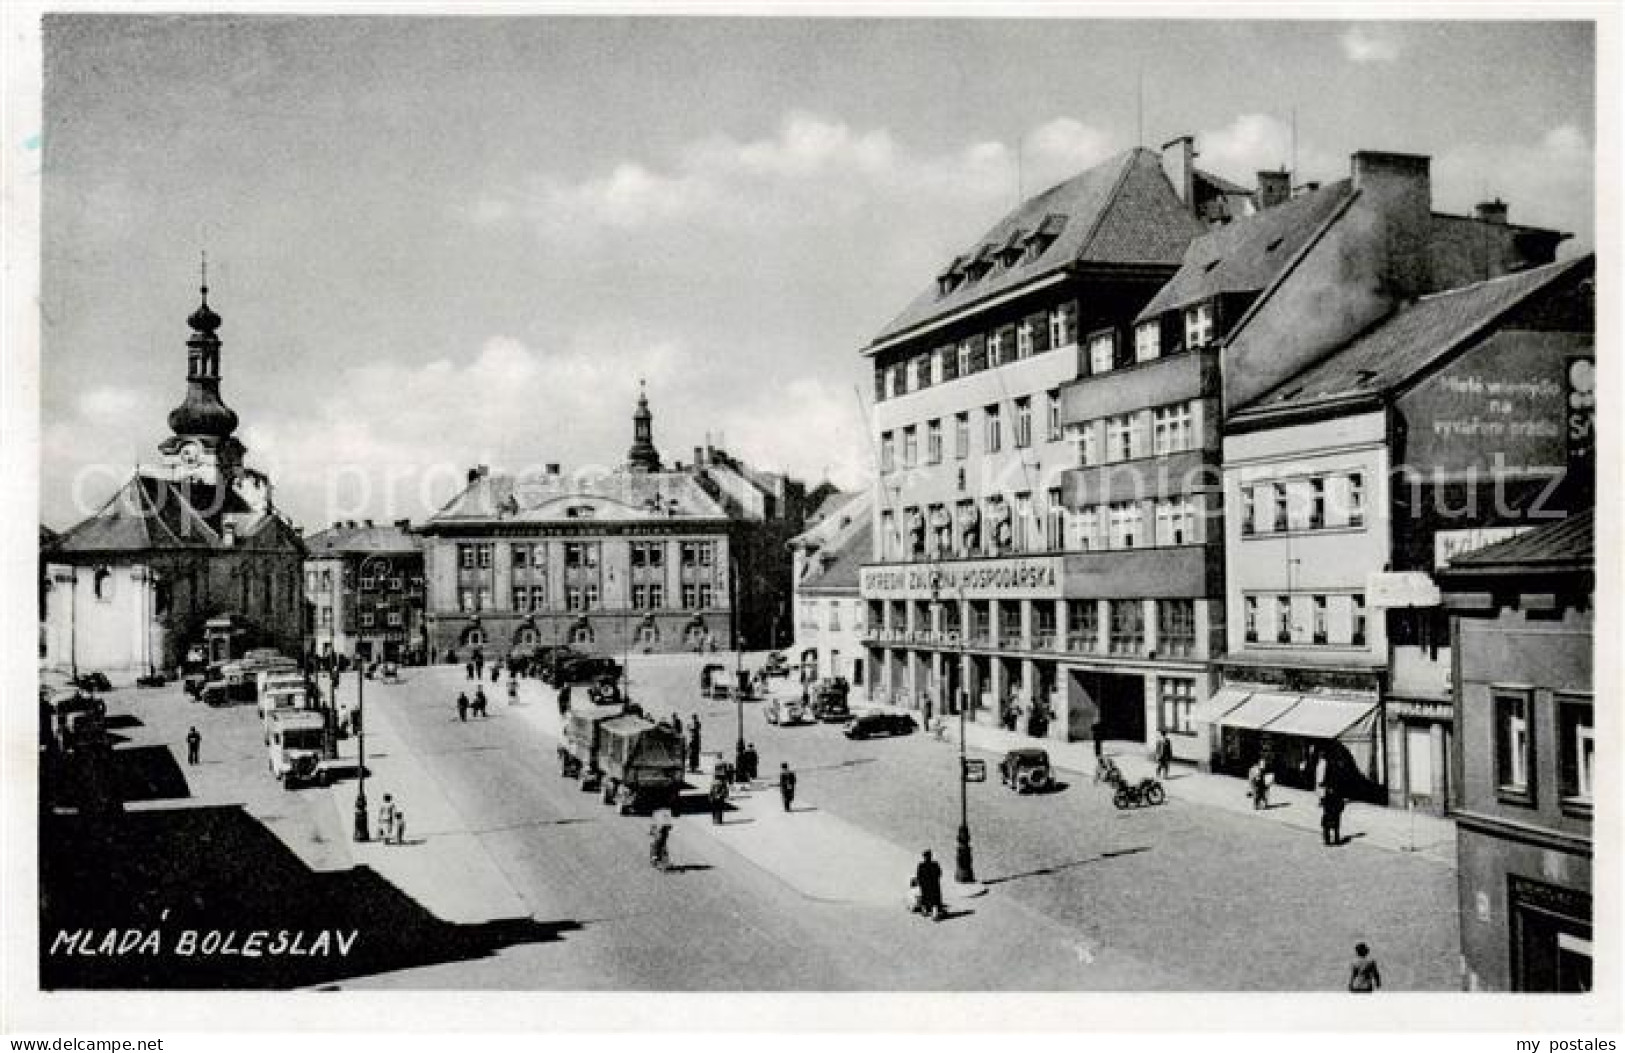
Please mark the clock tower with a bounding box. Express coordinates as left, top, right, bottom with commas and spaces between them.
159, 262, 246, 485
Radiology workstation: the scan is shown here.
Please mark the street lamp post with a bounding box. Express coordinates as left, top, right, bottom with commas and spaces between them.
935, 580, 975, 885
351, 553, 390, 843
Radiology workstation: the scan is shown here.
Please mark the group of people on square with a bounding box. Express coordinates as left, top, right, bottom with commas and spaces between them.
376, 792, 407, 845
454, 687, 490, 721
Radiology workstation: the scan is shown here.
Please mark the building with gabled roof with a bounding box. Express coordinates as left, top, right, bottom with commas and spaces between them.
304, 519, 426, 665
43, 276, 307, 682
788, 491, 872, 684
1211, 253, 1593, 810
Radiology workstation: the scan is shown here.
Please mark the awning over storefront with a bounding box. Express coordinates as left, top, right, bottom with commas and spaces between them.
1264, 695, 1378, 742
1191, 686, 1251, 725
1217, 691, 1301, 731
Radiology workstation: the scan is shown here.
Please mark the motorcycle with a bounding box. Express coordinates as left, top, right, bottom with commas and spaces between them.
1105, 766, 1166, 809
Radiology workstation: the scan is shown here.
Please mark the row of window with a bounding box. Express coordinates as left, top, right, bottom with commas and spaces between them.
798, 598, 867, 632
457, 540, 718, 572
882, 493, 1207, 560
881, 390, 1064, 470
1242, 592, 1368, 647
934, 219, 1064, 298
870, 597, 1199, 658
1241, 473, 1366, 534
875, 304, 1077, 402
1074, 399, 1200, 466
457, 582, 715, 614
460, 622, 711, 650
1495, 690, 1593, 810
1072, 498, 1203, 551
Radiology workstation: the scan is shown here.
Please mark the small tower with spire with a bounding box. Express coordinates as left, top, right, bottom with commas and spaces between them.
160, 254, 245, 483
625, 380, 663, 473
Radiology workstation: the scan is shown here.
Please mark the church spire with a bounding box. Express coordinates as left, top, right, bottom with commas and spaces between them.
626, 379, 662, 473
167, 258, 239, 442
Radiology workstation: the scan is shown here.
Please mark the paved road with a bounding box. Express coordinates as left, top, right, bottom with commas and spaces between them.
75, 653, 1459, 991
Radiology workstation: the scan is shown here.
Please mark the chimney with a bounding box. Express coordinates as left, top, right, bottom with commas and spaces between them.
364, 519, 374, 528
467, 467, 480, 484
1161, 135, 1197, 214
1475, 198, 1508, 225
1351, 150, 1433, 300
478, 464, 489, 478
394, 518, 410, 530
694, 446, 704, 467
546, 463, 560, 477
1257, 169, 1290, 210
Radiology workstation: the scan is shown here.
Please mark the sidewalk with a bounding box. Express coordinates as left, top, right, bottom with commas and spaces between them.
800, 683, 1458, 869
323, 684, 533, 925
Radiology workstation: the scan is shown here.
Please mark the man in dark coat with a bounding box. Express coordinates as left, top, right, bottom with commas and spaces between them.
778, 762, 796, 812
1153, 732, 1173, 780
1320, 788, 1346, 846
743, 743, 759, 782
456, 692, 469, 722
915, 850, 944, 920
688, 716, 702, 773
708, 775, 729, 825
185, 726, 201, 765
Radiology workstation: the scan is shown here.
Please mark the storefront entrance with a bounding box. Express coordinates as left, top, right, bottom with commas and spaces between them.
1065, 670, 1145, 744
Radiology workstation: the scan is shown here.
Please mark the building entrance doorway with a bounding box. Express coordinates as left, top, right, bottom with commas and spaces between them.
1068, 670, 1146, 743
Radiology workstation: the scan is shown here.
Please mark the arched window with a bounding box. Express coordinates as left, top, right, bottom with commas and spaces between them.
637, 623, 661, 646
516, 626, 539, 646
93, 568, 113, 601
570, 623, 595, 645
461, 626, 486, 647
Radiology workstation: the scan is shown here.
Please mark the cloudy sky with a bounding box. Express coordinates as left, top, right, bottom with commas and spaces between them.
39, 14, 1595, 531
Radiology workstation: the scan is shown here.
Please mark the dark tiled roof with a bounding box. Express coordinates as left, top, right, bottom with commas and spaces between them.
1237, 255, 1592, 416
869, 148, 1203, 347
1447, 511, 1592, 570
305, 523, 421, 555
54, 472, 303, 557
800, 520, 872, 593
1195, 167, 1254, 197
1138, 180, 1354, 321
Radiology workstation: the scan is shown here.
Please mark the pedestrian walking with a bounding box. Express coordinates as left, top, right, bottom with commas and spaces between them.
456, 692, 469, 722
377, 793, 397, 841
491, 661, 501, 684
1092, 722, 1105, 759
392, 807, 407, 846
708, 774, 729, 825
778, 762, 797, 812
688, 716, 703, 773
472, 649, 484, 680
1249, 758, 1270, 809
915, 850, 944, 921
1320, 788, 1346, 846
473, 686, 488, 718
743, 743, 759, 782
1153, 731, 1173, 781
466, 660, 476, 680
508, 679, 519, 705
1348, 943, 1382, 992
558, 683, 572, 715
185, 726, 201, 765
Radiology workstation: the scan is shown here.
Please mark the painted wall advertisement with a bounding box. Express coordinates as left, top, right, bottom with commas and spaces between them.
1400, 330, 1593, 475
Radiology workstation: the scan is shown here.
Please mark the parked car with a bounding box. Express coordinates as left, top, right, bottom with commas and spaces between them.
764, 696, 812, 726
558, 656, 621, 684
763, 652, 790, 678
811, 678, 851, 722
843, 712, 916, 739
998, 748, 1054, 793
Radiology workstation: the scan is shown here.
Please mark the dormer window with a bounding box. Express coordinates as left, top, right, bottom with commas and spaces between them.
1135, 320, 1162, 364
936, 256, 966, 298
1024, 214, 1067, 261
1184, 302, 1215, 350
965, 247, 995, 282
997, 229, 1026, 268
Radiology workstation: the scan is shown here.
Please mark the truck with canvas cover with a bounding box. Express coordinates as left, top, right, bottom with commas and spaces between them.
266, 709, 329, 789
594, 714, 685, 814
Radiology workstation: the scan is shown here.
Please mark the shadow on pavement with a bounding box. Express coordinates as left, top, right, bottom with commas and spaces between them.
981, 846, 1151, 886
40, 803, 581, 989
111, 745, 191, 803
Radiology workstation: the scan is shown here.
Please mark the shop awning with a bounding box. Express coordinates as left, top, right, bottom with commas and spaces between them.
1216, 691, 1301, 731
1191, 687, 1251, 724
1263, 695, 1378, 742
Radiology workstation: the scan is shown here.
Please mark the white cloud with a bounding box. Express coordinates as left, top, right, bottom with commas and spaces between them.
1342, 27, 1402, 64
1193, 114, 1338, 190
76, 385, 142, 422
1432, 125, 1594, 250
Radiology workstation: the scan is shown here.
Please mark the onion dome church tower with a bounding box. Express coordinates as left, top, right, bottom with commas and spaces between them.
158, 257, 247, 485
625, 380, 663, 473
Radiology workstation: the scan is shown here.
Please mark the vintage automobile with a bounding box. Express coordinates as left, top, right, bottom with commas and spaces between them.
998, 748, 1055, 793
811, 678, 851, 722
557, 655, 622, 685
762, 652, 791, 678
266, 709, 330, 789
559, 705, 684, 814
764, 695, 812, 726
843, 711, 917, 739
699, 663, 732, 700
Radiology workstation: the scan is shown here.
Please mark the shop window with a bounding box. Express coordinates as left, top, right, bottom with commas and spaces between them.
1557, 695, 1593, 811
1495, 688, 1535, 805
1159, 677, 1196, 735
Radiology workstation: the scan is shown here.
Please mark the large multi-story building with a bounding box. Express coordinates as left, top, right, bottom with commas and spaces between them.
43, 276, 306, 681
788, 492, 872, 684
860, 146, 1206, 740
1440, 512, 1593, 992
304, 519, 426, 665
417, 392, 736, 659
1214, 256, 1592, 807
